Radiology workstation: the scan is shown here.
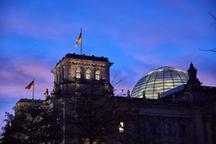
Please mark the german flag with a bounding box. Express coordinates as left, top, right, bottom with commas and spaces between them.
75, 31, 82, 48
25, 80, 34, 89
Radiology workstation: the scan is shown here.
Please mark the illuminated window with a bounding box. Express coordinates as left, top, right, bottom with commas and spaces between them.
118, 122, 124, 133
85, 69, 91, 79
75, 68, 81, 79
82, 138, 98, 144
95, 70, 101, 80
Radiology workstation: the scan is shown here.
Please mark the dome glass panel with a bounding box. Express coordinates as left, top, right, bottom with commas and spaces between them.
131, 66, 188, 99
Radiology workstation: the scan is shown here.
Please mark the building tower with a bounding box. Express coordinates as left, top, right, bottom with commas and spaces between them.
187, 63, 201, 86
50, 53, 114, 144
51, 53, 113, 97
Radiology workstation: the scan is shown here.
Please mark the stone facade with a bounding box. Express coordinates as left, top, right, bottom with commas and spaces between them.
14, 54, 216, 144
115, 97, 216, 144
51, 53, 113, 97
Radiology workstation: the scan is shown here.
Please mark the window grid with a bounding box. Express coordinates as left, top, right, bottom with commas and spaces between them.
131, 67, 188, 99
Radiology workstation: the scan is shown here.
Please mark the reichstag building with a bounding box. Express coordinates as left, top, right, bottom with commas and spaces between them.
11, 53, 216, 144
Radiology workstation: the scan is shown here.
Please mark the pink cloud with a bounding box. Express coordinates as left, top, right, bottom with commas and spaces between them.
14, 62, 53, 82
0, 58, 53, 99
198, 72, 216, 86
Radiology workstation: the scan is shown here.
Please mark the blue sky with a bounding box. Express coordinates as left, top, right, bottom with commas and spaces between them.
0, 0, 216, 132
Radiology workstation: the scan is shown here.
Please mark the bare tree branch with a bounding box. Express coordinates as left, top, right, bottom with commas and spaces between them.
199, 48, 216, 52
209, 11, 216, 21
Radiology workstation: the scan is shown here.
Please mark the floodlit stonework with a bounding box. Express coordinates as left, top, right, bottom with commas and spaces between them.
51, 53, 113, 96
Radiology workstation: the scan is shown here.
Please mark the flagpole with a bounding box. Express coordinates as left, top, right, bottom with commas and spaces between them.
80, 28, 82, 55
32, 79, 35, 100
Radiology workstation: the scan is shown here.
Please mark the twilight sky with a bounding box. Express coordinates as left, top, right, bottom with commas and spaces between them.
0, 0, 216, 131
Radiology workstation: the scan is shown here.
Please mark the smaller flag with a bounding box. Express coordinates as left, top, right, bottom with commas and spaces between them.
25, 80, 34, 89
75, 31, 82, 48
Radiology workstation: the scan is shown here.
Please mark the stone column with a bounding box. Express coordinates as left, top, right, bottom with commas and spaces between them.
192, 109, 206, 144
206, 115, 213, 144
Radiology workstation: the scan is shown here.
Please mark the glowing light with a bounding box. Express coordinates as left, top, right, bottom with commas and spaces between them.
118, 121, 124, 133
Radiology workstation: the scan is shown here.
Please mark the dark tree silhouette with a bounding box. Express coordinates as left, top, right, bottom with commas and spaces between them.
0, 112, 15, 144
74, 87, 142, 144
0, 100, 62, 144
75, 89, 120, 144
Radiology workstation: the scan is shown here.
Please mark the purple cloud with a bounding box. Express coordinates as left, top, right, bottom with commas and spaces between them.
0, 57, 53, 100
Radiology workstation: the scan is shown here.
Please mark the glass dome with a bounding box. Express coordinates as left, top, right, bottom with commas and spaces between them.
131, 66, 188, 99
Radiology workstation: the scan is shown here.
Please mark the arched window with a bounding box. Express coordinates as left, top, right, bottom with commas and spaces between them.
95, 70, 101, 80
75, 68, 81, 79
85, 69, 91, 79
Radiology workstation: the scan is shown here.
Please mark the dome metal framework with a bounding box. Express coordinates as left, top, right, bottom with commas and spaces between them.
131, 66, 189, 99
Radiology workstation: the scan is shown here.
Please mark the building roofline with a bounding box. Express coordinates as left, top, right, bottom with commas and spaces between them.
65, 53, 110, 62
54, 53, 113, 68
16, 98, 44, 103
